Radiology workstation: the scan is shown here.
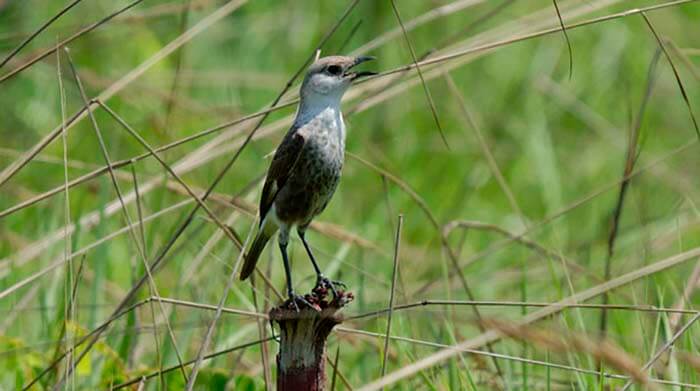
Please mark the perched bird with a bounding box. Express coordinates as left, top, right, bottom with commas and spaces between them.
240, 55, 376, 309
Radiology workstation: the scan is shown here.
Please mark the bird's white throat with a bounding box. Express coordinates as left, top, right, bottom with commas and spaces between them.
294, 93, 344, 131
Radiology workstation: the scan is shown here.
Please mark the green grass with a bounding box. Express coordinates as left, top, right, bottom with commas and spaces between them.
1, 0, 700, 389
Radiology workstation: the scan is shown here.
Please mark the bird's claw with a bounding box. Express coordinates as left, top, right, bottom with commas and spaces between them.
314, 275, 345, 299
285, 293, 317, 312
330, 279, 347, 288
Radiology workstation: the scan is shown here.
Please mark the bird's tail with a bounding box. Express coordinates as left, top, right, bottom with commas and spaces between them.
239, 222, 277, 281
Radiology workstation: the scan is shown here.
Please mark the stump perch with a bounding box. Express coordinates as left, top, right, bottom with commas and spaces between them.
270, 285, 353, 391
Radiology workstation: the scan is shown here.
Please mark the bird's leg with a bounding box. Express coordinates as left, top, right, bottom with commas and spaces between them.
279, 239, 313, 312
298, 229, 345, 298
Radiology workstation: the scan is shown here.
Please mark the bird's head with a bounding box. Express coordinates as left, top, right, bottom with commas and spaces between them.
300, 55, 376, 104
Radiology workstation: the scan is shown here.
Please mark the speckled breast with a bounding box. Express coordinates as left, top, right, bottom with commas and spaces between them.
274, 110, 345, 225
302, 134, 344, 214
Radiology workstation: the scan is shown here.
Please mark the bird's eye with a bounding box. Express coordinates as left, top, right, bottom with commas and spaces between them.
326, 65, 342, 75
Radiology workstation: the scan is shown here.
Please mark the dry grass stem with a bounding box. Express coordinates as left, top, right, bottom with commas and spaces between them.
359, 246, 700, 390
478, 318, 652, 387
389, 0, 449, 149
380, 215, 403, 382
339, 328, 699, 389
0, 0, 145, 85
62, 48, 190, 387
2, 0, 698, 388
641, 11, 699, 138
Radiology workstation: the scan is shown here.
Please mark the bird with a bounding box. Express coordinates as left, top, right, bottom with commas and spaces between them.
239, 55, 376, 310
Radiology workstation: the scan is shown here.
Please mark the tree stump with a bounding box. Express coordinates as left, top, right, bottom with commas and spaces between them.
270, 285, 353, 391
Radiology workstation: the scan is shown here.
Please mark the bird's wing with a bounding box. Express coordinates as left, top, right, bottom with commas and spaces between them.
258, 126, 306, 223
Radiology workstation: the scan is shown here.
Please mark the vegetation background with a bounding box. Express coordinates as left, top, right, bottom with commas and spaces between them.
1, 0, 699, 389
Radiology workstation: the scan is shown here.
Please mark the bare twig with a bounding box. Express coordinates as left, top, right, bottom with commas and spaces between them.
641, 11, 699, 138
668, 258, 700, 332
0, 0, 145, 84
444, 74, 524, 218
337, 19, 363, 53
185, 221, 255, 389
551, 0, 573, 79
477, 319, 652, 387
599, 48, 660, 339
357, 245, 700, 390
0, 285, 39, 333
347, 300, 699, 322
111, 337, 275, 390
366, 0, 698, 81
0, 100, 295, 219
0, 0, 82, 68
339, 327, 699, 389
330, 345, 341, 391
348, 151, 504, 378
52, 254, 86, 386
62, 47, 189, 386
148, 296, 268, 319
1, 200, 192, 304
433, 0, 515, 51
96, 100, 243, 250
441, 220, 607, 286
0, 0, 84, 68
250, 276, 272, 390
129, 164, 164, 389
162, 0, 193, 132
666, 39, 700, 82
389, 0, 449, 149
0, 0, 247, 189
351, 0, 486, 56
56, 44, 75, 386
418, 139, 698, 295
620, 312, 700, 390
380, 215, 403, 383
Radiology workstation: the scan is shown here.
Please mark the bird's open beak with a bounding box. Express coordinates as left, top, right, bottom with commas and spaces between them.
346, 56, 377, 80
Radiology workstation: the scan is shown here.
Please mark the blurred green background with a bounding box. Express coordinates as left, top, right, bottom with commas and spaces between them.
1, 0, 700, 389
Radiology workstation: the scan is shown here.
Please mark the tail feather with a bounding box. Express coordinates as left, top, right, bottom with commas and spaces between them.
239, 226, 276, 280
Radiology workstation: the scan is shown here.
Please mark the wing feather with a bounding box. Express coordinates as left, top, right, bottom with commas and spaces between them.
258, 127, 305, 223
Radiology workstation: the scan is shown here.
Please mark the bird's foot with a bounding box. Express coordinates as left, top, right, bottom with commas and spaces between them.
284, 292, 318, 312
314, 275, 346, 299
